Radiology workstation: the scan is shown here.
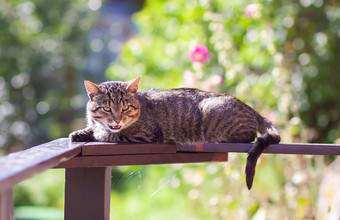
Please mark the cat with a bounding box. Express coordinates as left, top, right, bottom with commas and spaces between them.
69, 76, 280, 189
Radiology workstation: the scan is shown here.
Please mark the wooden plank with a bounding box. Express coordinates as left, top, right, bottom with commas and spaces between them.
178, 143, 340, 155
56, 152, 228, 168
0, 138, 83, 192
82, 142, 177, 156
64, 167, 111, 220
0, 188, 13, 220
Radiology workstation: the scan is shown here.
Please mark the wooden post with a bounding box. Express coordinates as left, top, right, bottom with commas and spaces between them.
64, 167, 111, 220
0, 188, 13, 220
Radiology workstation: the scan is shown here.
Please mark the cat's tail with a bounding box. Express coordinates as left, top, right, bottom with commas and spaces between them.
245, 114, 280, 190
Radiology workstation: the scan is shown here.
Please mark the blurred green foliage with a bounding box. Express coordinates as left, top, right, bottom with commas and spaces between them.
0, 0, 98, 153
0, 0, 99, 218
14, 169, 65, 220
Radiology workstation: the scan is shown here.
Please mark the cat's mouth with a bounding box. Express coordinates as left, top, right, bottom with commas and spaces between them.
108, 124, 121, 130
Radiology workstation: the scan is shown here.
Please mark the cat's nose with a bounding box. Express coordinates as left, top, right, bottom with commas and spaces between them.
115, 120, 121, 124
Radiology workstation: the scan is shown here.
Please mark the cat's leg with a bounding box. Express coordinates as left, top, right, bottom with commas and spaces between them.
227, 131, 257, 143
69, 127, 94, 142
218, 123, 257, 143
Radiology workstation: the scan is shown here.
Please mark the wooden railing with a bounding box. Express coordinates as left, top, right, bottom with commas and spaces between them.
0, 138, 339, 220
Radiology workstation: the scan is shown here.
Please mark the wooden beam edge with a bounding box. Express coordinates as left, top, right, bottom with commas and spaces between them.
0, 139, 84, 192
177, 143, 340, 155
81, 143, 177, 156
56, 152, 228, 168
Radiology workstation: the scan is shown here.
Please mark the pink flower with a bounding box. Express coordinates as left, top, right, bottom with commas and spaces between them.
211, 75, 224, 85
202, 81, 213, 91
267, 111, 277, 123
183, 70, 196, 87
189, 45, 210, 63
245, 3, 261, 18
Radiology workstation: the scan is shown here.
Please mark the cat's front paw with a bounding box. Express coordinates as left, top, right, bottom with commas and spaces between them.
69, 129, 94, 142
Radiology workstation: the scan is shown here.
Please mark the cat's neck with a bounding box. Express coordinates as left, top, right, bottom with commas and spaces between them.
136, 91, 154, 118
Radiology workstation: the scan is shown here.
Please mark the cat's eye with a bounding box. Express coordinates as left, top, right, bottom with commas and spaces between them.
122, 105, 130, 111
102, 107, 111, 112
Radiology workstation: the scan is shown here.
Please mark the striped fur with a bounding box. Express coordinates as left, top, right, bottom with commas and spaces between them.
69, 77, 280, 189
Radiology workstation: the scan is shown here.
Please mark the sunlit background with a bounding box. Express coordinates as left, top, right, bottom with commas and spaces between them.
1, 0, 339, 219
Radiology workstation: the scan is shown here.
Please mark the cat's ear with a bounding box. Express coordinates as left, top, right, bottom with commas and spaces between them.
84, 80, 101, 100
126, 76, 141, 94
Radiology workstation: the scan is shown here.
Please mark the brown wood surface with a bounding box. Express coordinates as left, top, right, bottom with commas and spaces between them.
178, 143, 340, 155
56, 152, 228, 168
82, 142, 177, 156
64, 167, 111, 220
0, 188, 13, 220
0, 138, 83, 192
1, 139, 339, 191
1, 138, 339, 220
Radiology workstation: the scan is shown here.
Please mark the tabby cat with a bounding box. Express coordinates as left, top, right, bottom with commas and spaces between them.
69, 76, 280, 189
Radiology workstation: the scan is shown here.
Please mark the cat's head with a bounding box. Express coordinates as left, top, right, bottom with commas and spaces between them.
84, 76, 141, 133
